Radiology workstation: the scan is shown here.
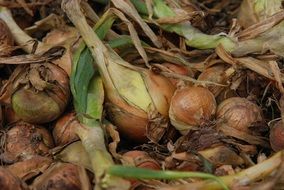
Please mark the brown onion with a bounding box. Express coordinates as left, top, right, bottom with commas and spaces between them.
216, 97, 263, 133
270, 120, 284, 152
11, 63, 70, 124
0, 122, 54, 163
122, 150, 160, 190
52, 112, 78, 146
161, 63, 193, 86
0, 18, 14, 57
0, 167, 28, 190
169, 86, 217, 134
32, 162, 91, 190
197, 65, 227, 96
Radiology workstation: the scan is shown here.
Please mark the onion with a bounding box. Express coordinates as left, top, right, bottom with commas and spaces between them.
3, 106, 20, 124
161, 63, 193, 86
11, 63, 70, 124
269, 120, 284, 152
169, 86, 217, 135
62, 2, 175, 143
0, 167, 29, 190
32, 162, 92, 190
0, 122, 54, 163
122, 150, 160, 190
52, 112, 79, 146
0, 18, 14, 57
216, 97, 263, 133
197, 65, 227, 96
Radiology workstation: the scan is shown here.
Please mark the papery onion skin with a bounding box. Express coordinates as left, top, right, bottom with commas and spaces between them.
1, 122, 54, 163
270, 121, 284, 152
11, 63, 70, 124
169, 86, 217, 134
216, 97, 263, 133
52, 112, 79, 146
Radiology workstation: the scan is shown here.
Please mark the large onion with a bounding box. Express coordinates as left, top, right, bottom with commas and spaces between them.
169, 86, 217, 135
0, 122, 54, 163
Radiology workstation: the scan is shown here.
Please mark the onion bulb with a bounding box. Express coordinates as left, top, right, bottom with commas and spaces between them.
32, 162, 91, 190
270, 120, 284, 152
169, 86, 217, 135
11, 63, 70, 124
216, 97, 263, 133
0, 122, 54, 163
161, 63, 193, 86
52, 112, 78, 146
197, 65, 227, 96
62, 3, 175, 143
0, 18, 14, 57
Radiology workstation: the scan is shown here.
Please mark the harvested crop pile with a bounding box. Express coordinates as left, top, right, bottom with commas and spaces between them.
1, 0, 284, 189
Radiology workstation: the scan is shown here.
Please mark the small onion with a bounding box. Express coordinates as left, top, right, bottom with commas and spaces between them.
52, 112, 79, 146
0, 167, 28, 190
197, 65, 226, 96
216, 97, 263, 133
11, 63, 70, 124
269, 121, 284, 152
0, 122, 54, 163
32, 162, 91, 190
0, 18, 14, 57
169, 86, 217, 135
161, 63, 193, 86
122, 150, 160, 190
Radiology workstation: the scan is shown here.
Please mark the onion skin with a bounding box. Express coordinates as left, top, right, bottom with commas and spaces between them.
216, 97, 263, 133
11, 63, 70, 124
270, 121, 284, 152
0, 122, 54, 163
52, 112, 79, 146
169, 86, 217, 134
0, 18, 14, 57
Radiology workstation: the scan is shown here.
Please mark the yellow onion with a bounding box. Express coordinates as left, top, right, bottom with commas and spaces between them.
52, 112, 79, 146
0, 18, 14, 57
62, 4, 175, 143
161, 63, 193, 86
0, 122, 54, 163
32, 162, 92, 190
197, 65, 227, 96
0, 167, 29, 190
169, 86, 217, 135
11, 63, 70, 124
269, 120, 284, 152
216, 97, 263, 133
